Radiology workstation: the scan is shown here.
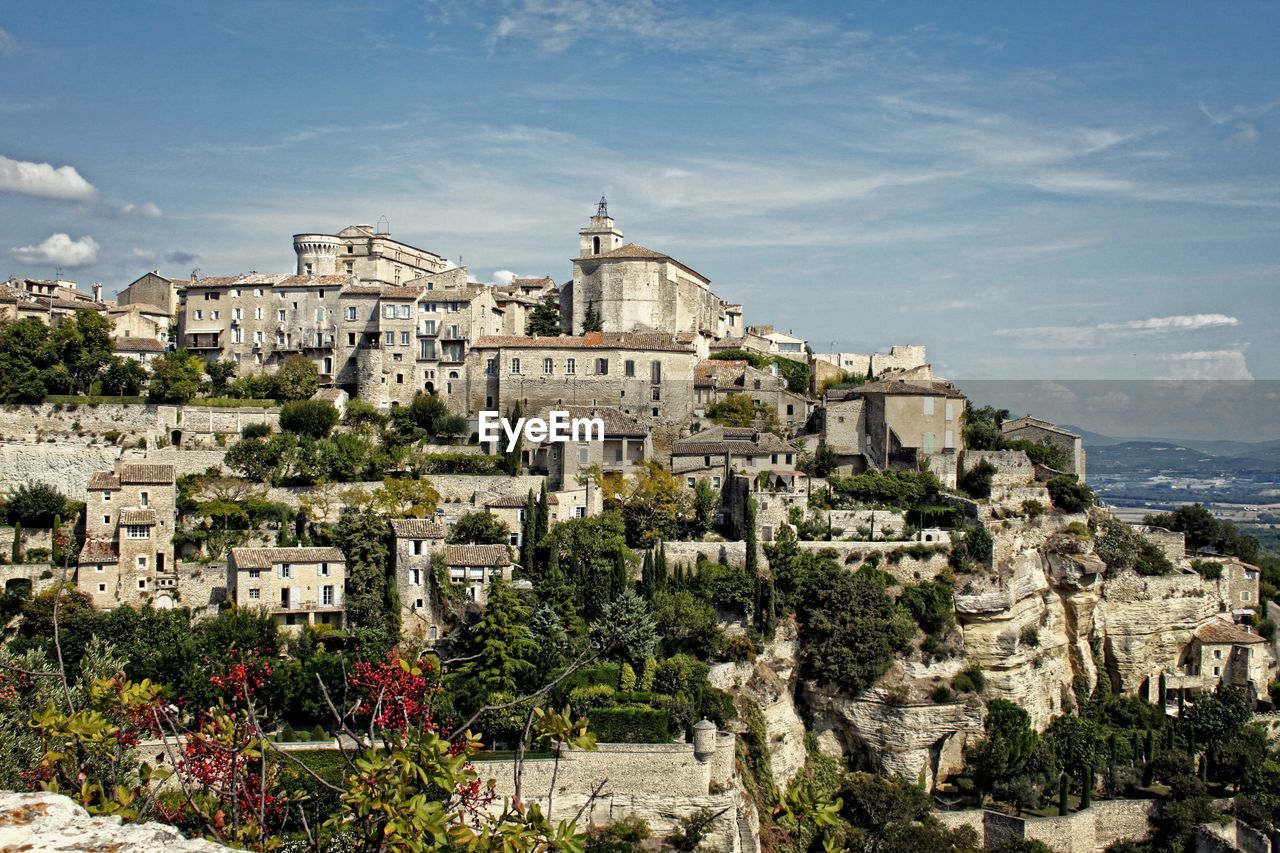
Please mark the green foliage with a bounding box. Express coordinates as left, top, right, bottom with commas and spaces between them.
824, 468, 942, 510
204, 359, 236, 394
0, 318, 65, 401
965, 699, 1041, 798
1022, 499, 1045, 519
526, 295, 562, 336
958, 459, 997, 499
797, 563, 911, 694
950, 524, 993, 571
1045, 715, 1107, 786
6, 481, 73, 527
706, 393, 780, 431
1095, 518, 1174, 576
541, 512, 629, 621
1190, 559, 1224, 580
897, 580, 955, 636
454, 577, 537, 701
416, 452, 503, 474
273, 354, 319, 400
448, 511, 511, 545
241, 421, 271, 439
333, 510, 395, 633
100, 356, 148, 396
582, 303, 602, 332
952, 665, 986, 695
1046, 476, 1095, 513
1144, 502, 1259, 562
589, 706, 671, 743
278, 399, 339, 438
146, 349, 204, 403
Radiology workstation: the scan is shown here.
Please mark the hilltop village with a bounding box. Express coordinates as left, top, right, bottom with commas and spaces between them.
0, 202, 1278, 852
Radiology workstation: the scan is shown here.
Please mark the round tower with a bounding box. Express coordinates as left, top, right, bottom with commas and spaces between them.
293, 234, 341, 276
692, 718, 717, 762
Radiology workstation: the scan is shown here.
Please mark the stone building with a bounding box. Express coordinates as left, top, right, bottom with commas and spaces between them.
108, 302, 171, 344
739, 324, 807, 360
694, 359, 810, 433
227, 546, 345, 631
811, 344, 929, 378
1001, 416, 1086, 480
117, 271, 181, 316
292, 224, 449, 283
77, 462, 177, 610
564, 201, 730, 339
0, 278, 106, 326
463, 332, 702, 425
523, 406, 654, 490
671, 427, 797, 491
839, 379, 966, 485
1167, 619, 1273, 706
444, 543, 514, 605
113, 336, 168, 366
389, 518, 449, 642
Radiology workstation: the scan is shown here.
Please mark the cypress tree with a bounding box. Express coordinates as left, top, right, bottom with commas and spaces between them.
1146, 729, 1157, 764
1081, 769, 1092, 809
51, 514, 61, 565
522, 489, 536, 578
1058, 773, 1069, 816
12, 521, 21, 563
641, 549, 653, 598
654, 542, 668, 590
612, 545, 629, 599
536, 481, 549, 543
744, 497, 759, 580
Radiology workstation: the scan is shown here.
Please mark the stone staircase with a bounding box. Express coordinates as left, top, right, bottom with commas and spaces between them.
736, 817, 758, 853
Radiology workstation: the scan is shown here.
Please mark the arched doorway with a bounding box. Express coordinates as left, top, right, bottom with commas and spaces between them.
170, 429, 182, 447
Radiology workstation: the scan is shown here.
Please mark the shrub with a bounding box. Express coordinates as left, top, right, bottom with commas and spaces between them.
898, 580, 955, 636
958, 460, 997, 500
294, 731, 311, 743
1046, 477, 1094, 513
278, 399, 339, 438
1062, 521, 1090, 537
1020, 625, 1041, 648
241, 422, 271, 439
6, 482, 71, 527
23, 547, 51, 563
1190, 559, 1224, 580
278, 723, 296, 742
1022, 499, 1045, 519
589, 706, 671, 743
568, 684, 617, 718
930, 684, 954, 704
952, 665, 986, 694
309, 725, 328, 741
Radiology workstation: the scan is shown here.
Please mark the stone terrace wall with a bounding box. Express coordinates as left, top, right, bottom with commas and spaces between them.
966, 450, 1035, 487
793, 540, 952, 582
935, 799, 1155, 852
661, 540, 748, 569
0, 442, 121, 499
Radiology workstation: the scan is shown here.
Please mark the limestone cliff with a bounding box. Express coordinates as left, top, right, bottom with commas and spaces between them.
0, 791, 228, 851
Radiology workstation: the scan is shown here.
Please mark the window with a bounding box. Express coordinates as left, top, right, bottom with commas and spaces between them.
508, 532, 520, 547
194, 309, 203, 321
1214, 649, 1222, 659
596, 358, 609, 375
322, 585, 335, 606
138, 579, 147, 589
704, 455, 711, 466
625, 360, 635, 377
923, 396, 935, 416
277, 309, 285, 322
103, 515, 110, 525
787, 404, 794, 416
416, 598, 426, 610
347, 244, 354, 253
411, 568, 422, 585
319, 290, 326, 299
279, 563, 292, 579
485, 358, 496, 376
566, 358, 576, 374
412, 540, 423, 556
945, 401, 955, 421
210, 310, 219, 320
396, 331, 407, 346
255, 306, 263, 320
98, 583, 106, 593
687, 477, 696, 487
254, 288, 263, 297
396, 373, 404, 384
384, 305, 396, 319
420, 339, 436, 359
254, 330, 264, 344
140, 491, 149, 507
1242, 591, 1251, 602
511, 358, 521, 374
125, 525, 150, 540
137, 556, 147, 569
348, 332, 356, 346
232, 289, 241, 298
1213, 667, 1221, 677
385, 331, 395, 345
651, 387, 661, 401
249, 569, 260, 579
398, 304, 412, 319
573, 506, 586, 518
103, 491, 110, 502
233, 307, 242, 320
543, 357, 554, 375
578, 445, 589, 464
248, 588, 259, 600
651, 361, 662, 384
232, 328, 243, 344
319, 562, 330, 577
346, 306, 357, 320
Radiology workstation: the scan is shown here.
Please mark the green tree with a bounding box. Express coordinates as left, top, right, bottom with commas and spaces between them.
52, 308, 114, 393
706, 393, 780, 431
966, 699, 1039, 799
799, 565, 911, 694
958, 459, 997, 500
691, 480, 718, 535
273, 354, 319, 400
146, 349, 204, 403
100, 356, 148, 396
333, 510, 395, 633
1045, 715, 1106, 790
544, 513, 629, 620
526, 295, 562, 336
1046, 477, 1095, 513
205, 359, 237, 394
453, 576, 537, 698
279, 399, 339, 438
6, 482, 72, 527
449, 511, 511, 544
0, 318, 60, 401
582, 303, 602, 333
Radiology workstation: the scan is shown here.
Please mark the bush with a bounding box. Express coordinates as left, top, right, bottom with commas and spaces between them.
1190, 559, 1224, 580
294, 731, 311, 743
589, 706, 671, 743
241, 422, 271, 439
959, 460, 997, 500
23, 547, 51, 563
1046, 477, 1094, 513
568, 684, 617, 718
930, 684, 954, 704
1020, 625, 1041, 648
1062, 521, 1090, 537
278, 723, 296, 742
1022, 499, 1045, 519
952, 665, 985, 694
309, 725, 328, 741
6, 482, 71, 527
273, 355, 319, 401
278, 399, 339, 438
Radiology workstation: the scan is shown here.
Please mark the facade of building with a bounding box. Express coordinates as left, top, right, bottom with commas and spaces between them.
293, 224, 449, 283
694, 359, 810, 433
390, 518, 449, 641
228, 546, 346, 631
444, 543, 514, 605
117, 272, 181, 316
1001, 416, 1087, 481
77, 463, 176, 609
0, 279, 106, 327
671, 427, 797, 490
523, 406, 654, 490
565, 203, 729, 339
842, 379, 967, 477
1168, 619, 1273, 706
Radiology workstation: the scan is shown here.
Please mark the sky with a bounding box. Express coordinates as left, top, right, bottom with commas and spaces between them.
1, 0, 1278, 384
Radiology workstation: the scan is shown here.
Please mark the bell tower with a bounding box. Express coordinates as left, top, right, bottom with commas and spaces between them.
578, 196, 625, 258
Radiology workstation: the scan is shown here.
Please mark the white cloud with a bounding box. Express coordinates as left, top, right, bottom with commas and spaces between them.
492, 270, 520, 285
130, 248, 157, 261
117, 201, 163, 218
0, 28, 16, 56
1162, 350, 1253, 380
0, 154, 96, 201
1096, 314, 1239, 334
12, 233, 101, 267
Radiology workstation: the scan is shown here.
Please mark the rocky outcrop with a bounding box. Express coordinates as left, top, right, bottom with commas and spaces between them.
0, 791, 227, 850
710, 622, 808, 789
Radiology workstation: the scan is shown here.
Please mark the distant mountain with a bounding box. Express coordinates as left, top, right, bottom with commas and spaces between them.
1061, 425, 1280, 459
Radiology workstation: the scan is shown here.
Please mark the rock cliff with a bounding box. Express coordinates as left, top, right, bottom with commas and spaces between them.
0, 791, 228, 851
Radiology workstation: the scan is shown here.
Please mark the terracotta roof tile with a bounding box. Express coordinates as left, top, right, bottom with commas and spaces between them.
445, 543, 513, 566
113, 337, 167, 352
78, 539, 118, 564
119, 463, 175, 484
844, 379, 967, 400
578, 243, 710, 283
389, 519, 448, 539
230, 546, 345, 570
88, 472, 120, 490
118, 509, 158, 525
1195, 620, 1265, 645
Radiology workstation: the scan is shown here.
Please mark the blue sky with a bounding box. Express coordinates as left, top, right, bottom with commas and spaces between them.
1, 1, 1277, 381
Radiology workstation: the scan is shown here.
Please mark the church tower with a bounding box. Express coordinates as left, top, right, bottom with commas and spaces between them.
578, 197, 625, 258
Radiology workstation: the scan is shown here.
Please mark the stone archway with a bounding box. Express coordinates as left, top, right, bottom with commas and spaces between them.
170, 429, 183, 447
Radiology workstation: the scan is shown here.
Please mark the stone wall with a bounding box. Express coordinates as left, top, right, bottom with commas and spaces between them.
966, 450, 1035, 487
935, 799, 1156, 852
0, 441, 121, 499
825, 509, 909, 540
660, 540, 747, 569
175, 561, 230, 617
792, 540, 952, 582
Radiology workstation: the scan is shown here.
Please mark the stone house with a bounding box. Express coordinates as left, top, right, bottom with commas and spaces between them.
77, 463, 176, 610
117, 271, 181, 316
0, 279, 105, 327
523, 406, 654, 491
227, 546, 345, 631
463, 332, 702, 426
820, 394, 868, 474
292, 224, 449, 283
840, 379, 966, 485
694, 359, 810, 433
1168, 619, 1273, 706
390, 518, 449, 641
742, 324, 807, 360
112, 336, 168, 366
483, 495, 534, 548
671, 427, 798, 493
108, 302, 171, 344
1001, 416, 1086, 481
444, 543, 514, 605
493, 276, 558, 337
565, 202, 730, 340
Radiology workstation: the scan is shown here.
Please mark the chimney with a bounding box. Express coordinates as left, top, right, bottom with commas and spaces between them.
92, 283, 102, 302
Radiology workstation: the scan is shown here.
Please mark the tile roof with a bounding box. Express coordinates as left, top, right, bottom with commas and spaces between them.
673, 431, 795, 457
1194, 620, 1265, 645
311, 388, 346, 402
88, 472, 121, 490
1002, 417, 1081, 439
471, 331, 695, 353
843, 379, 967, 400
184, 273, 352, 290
78, 538, 118, 563
230, 546, 345, 569
342, 284, 423, 299
118, 509, 158, 525
582, 243, 711, 284
529, 405, 650, 437
389, 519, 448, 539
119, 463, 175, 484
113, 337, 167, 352
445, 543, 513, 566
486, 494, 535, 509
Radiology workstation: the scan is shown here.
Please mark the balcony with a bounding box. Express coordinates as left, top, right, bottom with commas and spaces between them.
272, 599, 344, 614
